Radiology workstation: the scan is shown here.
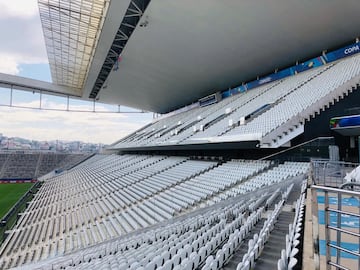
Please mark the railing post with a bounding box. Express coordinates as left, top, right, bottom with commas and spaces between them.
324, 190, 331, 270
358, 195, 360, 270
312, 185, 360, 270
336, 191, 342, 267
323, 161, 326, 185
312, 187, 321, 270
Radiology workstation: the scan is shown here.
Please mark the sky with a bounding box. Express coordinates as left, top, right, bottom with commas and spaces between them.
0, 0, 153, 144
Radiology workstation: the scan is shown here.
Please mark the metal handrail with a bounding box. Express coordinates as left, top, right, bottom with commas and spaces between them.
311, 160, 358, 187
312, 185, 360, 195
328, 226, 360, 238
260, 137, 334, 161
311, 185, 360, 270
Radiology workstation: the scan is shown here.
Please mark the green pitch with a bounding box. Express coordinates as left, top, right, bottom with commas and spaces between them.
0, 183, 33, 219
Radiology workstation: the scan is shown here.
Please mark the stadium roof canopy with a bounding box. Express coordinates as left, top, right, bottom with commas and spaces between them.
38, 0, 109, 90
38, 0, 360, 113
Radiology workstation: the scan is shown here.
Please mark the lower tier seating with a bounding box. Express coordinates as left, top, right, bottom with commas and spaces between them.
0, 154, 309, 269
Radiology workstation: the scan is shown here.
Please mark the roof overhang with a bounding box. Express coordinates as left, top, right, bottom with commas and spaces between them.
38, 0, 110, 90
0, 72, 80, 97
49, 0, 360, 113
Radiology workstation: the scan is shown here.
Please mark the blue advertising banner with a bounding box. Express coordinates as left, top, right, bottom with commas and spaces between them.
230, 88, 238, 95
246, 66, 294, 90
231, 85, 246, 95
246, 78, 264, 90
324, 42, 360, 63
330, 115, 360, 129
220, 42, 358, 101
293, 56, 324, 73
239, 85, 247, 93
221, 91, 231, 99
222, 85, 247, 98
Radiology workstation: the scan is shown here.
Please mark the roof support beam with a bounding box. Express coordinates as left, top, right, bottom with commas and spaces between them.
89, 0, 152, 99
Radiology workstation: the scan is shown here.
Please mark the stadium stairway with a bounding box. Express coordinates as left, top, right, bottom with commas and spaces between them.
34, 153, 43, 177
221, 183, 300, 270
222, 218, 266, 270
0, 154, 10, 179
253, 188, 300, 270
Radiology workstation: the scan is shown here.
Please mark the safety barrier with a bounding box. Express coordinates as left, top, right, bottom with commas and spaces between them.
311, 185, 360, 270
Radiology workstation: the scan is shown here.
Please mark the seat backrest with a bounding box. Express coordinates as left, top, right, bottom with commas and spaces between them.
173, 265, 182, 270
178, 248, 187, 260
236, 262, 244, 270
183, 244, 192, 256
162, 260, 172, 270
277, 258, 286, 270
189, 251, 200, 268
209, 259, 218, 270
172, 253, 181, 266
198, 246, 207, 261
130, 262, 141, 270
180, 257, 190, 268
152, 255, 162, 268
161, 250, 170, 261
205, 255, 214, 265
144, 261, 156, 270
169, 246, 177, 258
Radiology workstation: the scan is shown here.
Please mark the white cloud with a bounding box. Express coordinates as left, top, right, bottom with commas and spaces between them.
0, 53, 47, 75
0, 54, 20, 74
0, 0, 39, 19
0, 0, 48, 75
0, 104, 152, 144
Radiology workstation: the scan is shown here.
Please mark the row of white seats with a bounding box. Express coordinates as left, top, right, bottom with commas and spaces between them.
24, 156, 185, 219
114, 86, 247, 147
189, 66, 326, 140
0, 156, 219, 268
210, 162, 309, 204
113, 78, 282, 148
84, 196, 266, 270
160, 160, 270, 210
227, 55, 360, 139
12, 178, 300, 270
1, 158, 308, 269
236, 184, 295, 270
17, 197, 253, 269
145, 207, 262, 270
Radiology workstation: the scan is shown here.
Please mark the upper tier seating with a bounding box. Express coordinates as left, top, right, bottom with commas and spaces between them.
112, 54, 360, 149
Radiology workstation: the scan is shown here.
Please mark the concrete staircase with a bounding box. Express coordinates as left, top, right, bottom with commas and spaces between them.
222, 183, 302, 269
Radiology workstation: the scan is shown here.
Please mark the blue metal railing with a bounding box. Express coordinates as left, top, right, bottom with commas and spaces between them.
311, 185, 360, 270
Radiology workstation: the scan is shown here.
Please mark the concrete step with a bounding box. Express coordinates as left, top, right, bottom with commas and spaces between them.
253, 190, 299, 270
222, 218, 265, 270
